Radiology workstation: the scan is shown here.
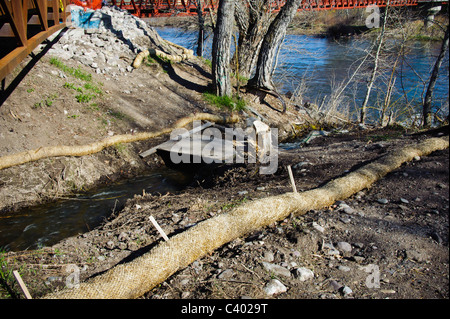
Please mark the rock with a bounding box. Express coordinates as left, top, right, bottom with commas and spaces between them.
261, 262, 291, 278
294, 267, 314, 281
263, 279, 287, 296
105, 240, 115, 250
337, 265, 351, 272
400, 198, 409, 204
117, 232, 129, 241
343, 207, 356, 214
350, 256, 365, 263
191, 261, 202, 274
180, 278, 190, 286
263, 251, 275, 262
341, 286, 353, 296
218, 269, 235, 280
312, 222, 325, 233
330, 280, 343, 291
377, 198, 389, 204
336, 242, 352, 254
322, 242, 340, 256
181, 291, 191, 299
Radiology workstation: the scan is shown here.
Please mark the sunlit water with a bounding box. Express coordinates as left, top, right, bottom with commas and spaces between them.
0, 169, 192, 251
155, 27, 449, 123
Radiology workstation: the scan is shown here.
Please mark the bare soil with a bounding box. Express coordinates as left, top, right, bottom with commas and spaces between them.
0, 26, 448, 301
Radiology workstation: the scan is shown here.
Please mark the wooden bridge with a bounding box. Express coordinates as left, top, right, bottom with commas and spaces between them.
0, 0, 70, 83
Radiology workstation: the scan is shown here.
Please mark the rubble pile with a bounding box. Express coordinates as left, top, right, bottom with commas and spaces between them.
46, 5, 177, 77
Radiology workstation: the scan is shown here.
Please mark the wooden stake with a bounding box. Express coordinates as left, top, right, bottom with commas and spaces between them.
287, 165, 298, 193
149, 216, 169, 241
13, 270, 32, 299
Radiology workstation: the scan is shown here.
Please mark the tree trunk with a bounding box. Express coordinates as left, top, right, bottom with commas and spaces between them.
233, 0, 272, 79
423, 24, 449, 127
360, 0, 390, 124
211, 0, 236, 97
247, 0, 303, 90
195, 0, 204, 57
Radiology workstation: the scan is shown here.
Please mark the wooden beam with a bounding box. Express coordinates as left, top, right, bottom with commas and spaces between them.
0, 0, 27, 46
0, 22, 66, 81
51, 0, 59, 25
34, 0, 49, 30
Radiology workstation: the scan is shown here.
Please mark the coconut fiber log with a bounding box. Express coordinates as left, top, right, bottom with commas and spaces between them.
43, 136, 448, 299
0, 113, 239, 171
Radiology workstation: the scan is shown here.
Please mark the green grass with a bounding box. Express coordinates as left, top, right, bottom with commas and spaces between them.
64, 81, 102, 104
0, 249, 20, 299
49, 57, 92, 81
201, 57, 212, 68
32, 94, 58, 109
75, 93, 96, 103
203, 92, 246, 112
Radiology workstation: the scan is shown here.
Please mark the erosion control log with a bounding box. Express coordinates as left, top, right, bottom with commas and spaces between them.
43, 136, 449, 299
0, 113, 239, 171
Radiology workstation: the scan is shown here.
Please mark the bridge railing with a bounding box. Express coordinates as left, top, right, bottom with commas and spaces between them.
0, 0, 70, 82
105, 0, 420, 17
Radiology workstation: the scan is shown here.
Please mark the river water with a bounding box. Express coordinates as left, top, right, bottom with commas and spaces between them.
1, 27, 448, 252
156, 27, 449, 124
0, 169, 191, 251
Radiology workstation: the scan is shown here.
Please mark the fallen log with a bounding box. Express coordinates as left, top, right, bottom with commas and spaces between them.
0, 113, 239, 171
43, 136, 449, 299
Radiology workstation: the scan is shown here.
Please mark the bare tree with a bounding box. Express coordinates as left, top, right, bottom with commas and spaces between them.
360, 0, 391, 124
423, 23, 449, 127
211, 0, 236, 97
247, 0, 304, 91
195, 0, 205, 57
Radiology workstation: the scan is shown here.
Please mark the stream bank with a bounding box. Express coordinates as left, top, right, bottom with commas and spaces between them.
2, 126, 448, 299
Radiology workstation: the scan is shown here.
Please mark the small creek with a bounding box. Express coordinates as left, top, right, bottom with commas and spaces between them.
0, 168, 192, 251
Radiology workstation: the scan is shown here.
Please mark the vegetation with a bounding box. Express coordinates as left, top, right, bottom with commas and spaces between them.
0, 250, 19, 298
203, 92, 246, 111
49, 57, 92, 81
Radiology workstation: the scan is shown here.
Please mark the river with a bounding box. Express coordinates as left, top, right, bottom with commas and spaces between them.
156, 27, 449, 124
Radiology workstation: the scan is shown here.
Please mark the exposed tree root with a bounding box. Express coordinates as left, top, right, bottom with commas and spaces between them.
0, 113, 239, 171
43, 136, 448, 299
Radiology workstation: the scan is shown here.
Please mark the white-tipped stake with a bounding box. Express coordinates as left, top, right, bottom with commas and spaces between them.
287, 165, 298, 193
149, 216, 169, 241
13, 270, 32, 299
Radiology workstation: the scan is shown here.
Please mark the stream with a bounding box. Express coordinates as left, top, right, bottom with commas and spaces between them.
0, 169, 192, 251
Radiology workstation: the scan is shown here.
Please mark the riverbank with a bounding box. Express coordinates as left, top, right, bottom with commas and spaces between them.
0, 7, 448, 300
2, 126, 448, 299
